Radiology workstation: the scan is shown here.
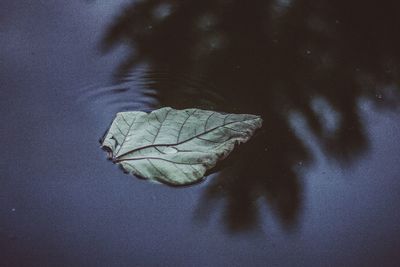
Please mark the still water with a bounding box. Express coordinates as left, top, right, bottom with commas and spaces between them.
1, 0, 400, 266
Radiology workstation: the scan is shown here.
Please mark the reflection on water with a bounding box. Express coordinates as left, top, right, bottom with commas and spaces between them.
100, 0, 400, 232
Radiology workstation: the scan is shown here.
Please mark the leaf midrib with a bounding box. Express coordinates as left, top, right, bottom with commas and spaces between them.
114, 117, 259, 160
115, 156, 204, 165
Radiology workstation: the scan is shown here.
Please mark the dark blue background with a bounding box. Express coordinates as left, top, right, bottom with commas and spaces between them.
1, 1, 400, 266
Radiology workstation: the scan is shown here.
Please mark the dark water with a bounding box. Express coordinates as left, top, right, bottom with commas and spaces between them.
1, 0, 400, 266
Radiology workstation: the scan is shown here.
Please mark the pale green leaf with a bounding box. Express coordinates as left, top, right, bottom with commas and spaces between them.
101, 107, 262, 185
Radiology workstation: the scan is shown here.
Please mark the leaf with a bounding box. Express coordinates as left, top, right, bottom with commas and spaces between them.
101, 107, 262, 186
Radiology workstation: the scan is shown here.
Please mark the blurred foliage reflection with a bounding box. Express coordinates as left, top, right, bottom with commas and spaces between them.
101, 0, 400, 232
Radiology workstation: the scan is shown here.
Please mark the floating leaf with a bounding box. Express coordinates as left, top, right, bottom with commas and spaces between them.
101, 107, 262, 185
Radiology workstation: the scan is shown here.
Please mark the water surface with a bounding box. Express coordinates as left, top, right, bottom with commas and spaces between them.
1, 0, 400, 266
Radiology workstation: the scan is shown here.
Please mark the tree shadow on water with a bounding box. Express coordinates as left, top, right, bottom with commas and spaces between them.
100, 0, 400, 232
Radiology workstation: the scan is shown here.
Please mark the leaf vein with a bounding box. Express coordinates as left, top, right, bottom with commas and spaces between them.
204, 111, 215, 131
115, 115, 137, 156
177, 110, 197, 142
152, 109, 172, 144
